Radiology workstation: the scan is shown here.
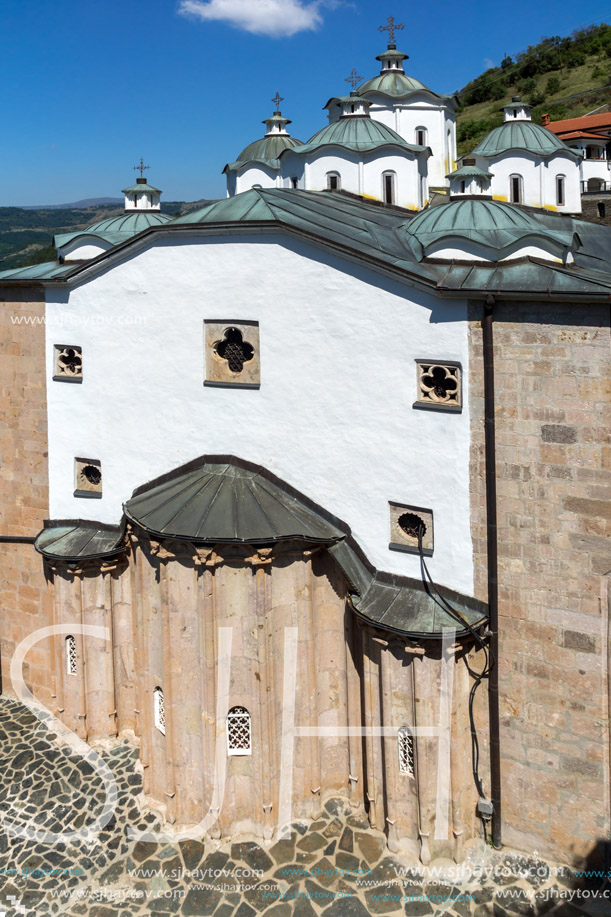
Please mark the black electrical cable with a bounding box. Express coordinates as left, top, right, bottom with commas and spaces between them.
414, 521, 494, 840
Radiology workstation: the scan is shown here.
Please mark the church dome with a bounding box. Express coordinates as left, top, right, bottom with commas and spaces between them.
358, 71, 431, 96
235, 134, 303, 164
402, 197, 577, 261
83, 212, 172, 235
297, 116, 413, 154
472, 120, 577, 158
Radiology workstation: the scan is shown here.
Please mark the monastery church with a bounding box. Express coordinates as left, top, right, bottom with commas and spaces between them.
0, 19, 609, 871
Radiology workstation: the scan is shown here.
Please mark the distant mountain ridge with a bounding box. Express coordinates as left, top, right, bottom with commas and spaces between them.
0, 199, 212, 271
19, 197, 124, 210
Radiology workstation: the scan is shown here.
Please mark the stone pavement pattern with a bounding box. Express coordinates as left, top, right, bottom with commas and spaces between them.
0, 697, 607, 916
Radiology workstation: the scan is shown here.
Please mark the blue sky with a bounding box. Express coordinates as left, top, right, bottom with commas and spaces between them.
2, 0, 611, 205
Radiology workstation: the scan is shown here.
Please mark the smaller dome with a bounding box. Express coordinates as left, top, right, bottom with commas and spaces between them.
234, 134, 303, 164
84, 212, 172, 234
402, 198, 576, 261
473, 120, 579, 158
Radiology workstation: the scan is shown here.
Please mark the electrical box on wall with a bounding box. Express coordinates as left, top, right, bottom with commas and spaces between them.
388, 502, 434, 556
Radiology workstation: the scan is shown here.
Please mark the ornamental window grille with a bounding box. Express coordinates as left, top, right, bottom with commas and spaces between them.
398, 727, 415, 776
227, 706, 252, 756
214, 327, 255, 374
65, 635, 77, 676
154, 686, 166, 735
54, 345, 82, 381
416, 361, 462, 410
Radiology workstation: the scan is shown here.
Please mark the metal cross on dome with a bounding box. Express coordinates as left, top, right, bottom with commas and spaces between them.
133, 157, 149, 178
378, 15, 404, 43
345, 69, 363, 91
271, 92, 284, 110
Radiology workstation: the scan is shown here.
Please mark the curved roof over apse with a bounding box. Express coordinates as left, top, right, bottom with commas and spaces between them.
293, 117, 425, 155
122, 455, 487, 638
472, 120, 581, 160
35, 521, 125, 563
402, 197, 577, 261
54, 211, 173, 250
124, 459, 347, 545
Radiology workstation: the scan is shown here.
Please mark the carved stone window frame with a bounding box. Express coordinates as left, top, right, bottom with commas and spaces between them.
74, 457, 102, 499
413, 359, 462, 413
53, 344, 83, 383
204, 320, 261, 389
389, 501, 434, 557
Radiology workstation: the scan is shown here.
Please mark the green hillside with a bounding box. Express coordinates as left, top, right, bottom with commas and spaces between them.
0, 201, 209, 271
456, 23, 611, 157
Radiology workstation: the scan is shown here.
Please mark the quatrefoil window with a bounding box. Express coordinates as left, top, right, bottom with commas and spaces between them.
54, 344, 82, 382
215, 327, 254, 374
204, 320, 260, 388
415, 361, 462, 412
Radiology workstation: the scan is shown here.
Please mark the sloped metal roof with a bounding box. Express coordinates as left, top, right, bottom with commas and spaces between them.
35, 521, 124, 562
0, 261, 75, 281
4, 188, 611, 297
328, 541, 487, 638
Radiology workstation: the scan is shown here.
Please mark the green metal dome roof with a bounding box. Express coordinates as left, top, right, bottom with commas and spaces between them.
358, 71, 431, 96
402, 198, 577, 260
121, 182, 162, 194
446, 164, 492, 180
233, 134, 303, 166
292, 116, 422, 155
54, 211, 172, 250
472, 120, 580, 159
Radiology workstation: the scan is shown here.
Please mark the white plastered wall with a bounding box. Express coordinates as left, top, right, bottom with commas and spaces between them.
488, 151, 581, 212
365, 92, 456, 189
45, 232, 474, 594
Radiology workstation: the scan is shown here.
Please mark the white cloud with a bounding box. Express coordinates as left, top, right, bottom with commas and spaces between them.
178, 0, 324, 38
483, 57, 495, 69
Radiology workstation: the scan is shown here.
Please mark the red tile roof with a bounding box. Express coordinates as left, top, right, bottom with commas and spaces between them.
547, 112, 611, 137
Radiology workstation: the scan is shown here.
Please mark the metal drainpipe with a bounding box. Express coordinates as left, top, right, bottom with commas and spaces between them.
0, 536, 36, 543
483, 294, 502, 849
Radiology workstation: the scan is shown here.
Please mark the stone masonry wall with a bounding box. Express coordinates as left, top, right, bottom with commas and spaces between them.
0, 288, 52, 706
469, 299, 611, 865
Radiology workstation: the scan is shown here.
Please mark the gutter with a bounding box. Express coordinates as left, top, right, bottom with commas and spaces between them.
483, 294, 502, 848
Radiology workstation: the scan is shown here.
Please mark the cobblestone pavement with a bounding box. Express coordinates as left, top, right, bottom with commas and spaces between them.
0, 697, 607, 916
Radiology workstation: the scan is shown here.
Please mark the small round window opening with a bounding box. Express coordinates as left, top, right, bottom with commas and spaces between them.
398, 512, 425, 540
215, 327, 255, 374
81, 464, 101, 486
